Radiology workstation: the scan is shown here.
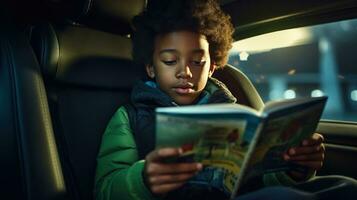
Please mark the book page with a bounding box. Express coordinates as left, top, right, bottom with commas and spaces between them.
242, 101, 325, 183
156, 113, 262, 196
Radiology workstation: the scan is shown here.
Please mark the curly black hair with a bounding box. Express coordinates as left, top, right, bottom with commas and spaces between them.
131, 0, 234, 68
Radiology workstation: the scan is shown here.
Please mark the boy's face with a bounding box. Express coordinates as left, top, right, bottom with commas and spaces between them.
146, 31, 216, 105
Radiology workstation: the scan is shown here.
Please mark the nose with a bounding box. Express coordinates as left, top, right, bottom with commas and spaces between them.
176, 62, 192, 79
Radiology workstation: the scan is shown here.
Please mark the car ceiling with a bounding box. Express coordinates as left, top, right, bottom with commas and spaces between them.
3, 0, 357, 40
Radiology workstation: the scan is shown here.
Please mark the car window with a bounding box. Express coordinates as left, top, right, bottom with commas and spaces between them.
229, 18, 357, 122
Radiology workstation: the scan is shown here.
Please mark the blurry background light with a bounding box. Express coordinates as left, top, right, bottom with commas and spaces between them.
284, 89, 296, 99
230, 27, 312, 53
239, 51, 249, 61
351, 90, 357, 101
311, 89, 324, 97
288, 69, 296, 75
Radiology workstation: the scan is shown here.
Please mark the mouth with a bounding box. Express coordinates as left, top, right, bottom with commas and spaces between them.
173, 83, 194, 95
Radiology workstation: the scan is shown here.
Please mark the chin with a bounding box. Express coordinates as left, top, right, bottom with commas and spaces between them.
173, 97, 196, 105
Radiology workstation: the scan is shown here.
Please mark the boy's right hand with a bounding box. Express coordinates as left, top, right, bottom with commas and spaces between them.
144, 148, 203, 195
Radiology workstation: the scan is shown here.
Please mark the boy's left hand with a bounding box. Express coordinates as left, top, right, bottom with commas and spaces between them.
283, 133, 325, 181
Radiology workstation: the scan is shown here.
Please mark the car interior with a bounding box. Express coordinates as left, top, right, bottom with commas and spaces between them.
1, 0, 357, 200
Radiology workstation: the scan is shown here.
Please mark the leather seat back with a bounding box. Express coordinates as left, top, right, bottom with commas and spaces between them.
0, 22, 66, 200
29, 1, 146, 198
30, 23, 144, 200
214, 65, 263, 109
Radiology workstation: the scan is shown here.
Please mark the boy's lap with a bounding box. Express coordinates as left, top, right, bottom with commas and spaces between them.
295, 175, 357, 199
236, 186, 316, 200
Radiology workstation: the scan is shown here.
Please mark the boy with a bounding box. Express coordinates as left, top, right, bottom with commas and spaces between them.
95, 0, 327, 199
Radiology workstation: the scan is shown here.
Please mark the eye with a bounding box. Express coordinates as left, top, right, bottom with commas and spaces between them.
192, 60, 206, 66
162, 60, 177, 65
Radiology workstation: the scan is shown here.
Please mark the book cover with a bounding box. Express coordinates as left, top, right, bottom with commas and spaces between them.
155, 96, 327, 198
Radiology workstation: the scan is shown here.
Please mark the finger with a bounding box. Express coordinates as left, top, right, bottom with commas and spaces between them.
293, 161, 323, 170
287, 152, 324, 161
146, 162, 202, 175
301, 133, 324, 146
151, 182, 186, 194
146, 148, 182, 162
148, 172, 197, 185
288, 144, 324, 156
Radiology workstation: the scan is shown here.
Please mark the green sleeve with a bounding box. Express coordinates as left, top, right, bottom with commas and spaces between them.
94, 106, 160, 200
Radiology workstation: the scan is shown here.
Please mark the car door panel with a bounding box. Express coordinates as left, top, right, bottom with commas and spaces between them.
316, 121, 357, 179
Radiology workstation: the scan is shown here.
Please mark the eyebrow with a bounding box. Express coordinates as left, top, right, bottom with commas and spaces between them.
159, 49, 177, 55
158, 49, 205, 55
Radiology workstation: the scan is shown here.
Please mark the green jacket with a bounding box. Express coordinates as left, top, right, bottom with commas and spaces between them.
94, 80, 307, 200
95, 106, 157, 200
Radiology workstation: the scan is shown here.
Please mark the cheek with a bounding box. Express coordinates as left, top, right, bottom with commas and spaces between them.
195, 72, 209, 90
153, 63, 170, 79
155, 68, 175, 87
193, 66, 210, 79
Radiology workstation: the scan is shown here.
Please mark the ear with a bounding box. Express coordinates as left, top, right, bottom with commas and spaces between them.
209, 64, 216, 77
145, 64, 155, 78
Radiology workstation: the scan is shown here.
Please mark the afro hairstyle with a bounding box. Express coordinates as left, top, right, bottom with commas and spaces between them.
131, 0, 234, 68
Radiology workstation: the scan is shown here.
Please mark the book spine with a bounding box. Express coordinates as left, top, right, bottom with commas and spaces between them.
229, 121, 265, 200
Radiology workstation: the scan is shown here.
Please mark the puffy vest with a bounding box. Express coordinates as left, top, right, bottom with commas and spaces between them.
124, 78, 237, 200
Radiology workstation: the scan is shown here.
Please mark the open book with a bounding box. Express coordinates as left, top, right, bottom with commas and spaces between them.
155, 96, 327, 199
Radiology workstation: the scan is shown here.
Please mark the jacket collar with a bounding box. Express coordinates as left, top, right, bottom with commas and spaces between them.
131, 77, 237, 107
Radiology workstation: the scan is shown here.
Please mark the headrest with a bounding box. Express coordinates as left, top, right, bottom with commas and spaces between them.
45, 0, 146, 34
30, 23, 145, 89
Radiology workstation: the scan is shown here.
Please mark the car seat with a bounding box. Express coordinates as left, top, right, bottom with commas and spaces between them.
28, 0, 146, 199
0, 18, 66, 200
